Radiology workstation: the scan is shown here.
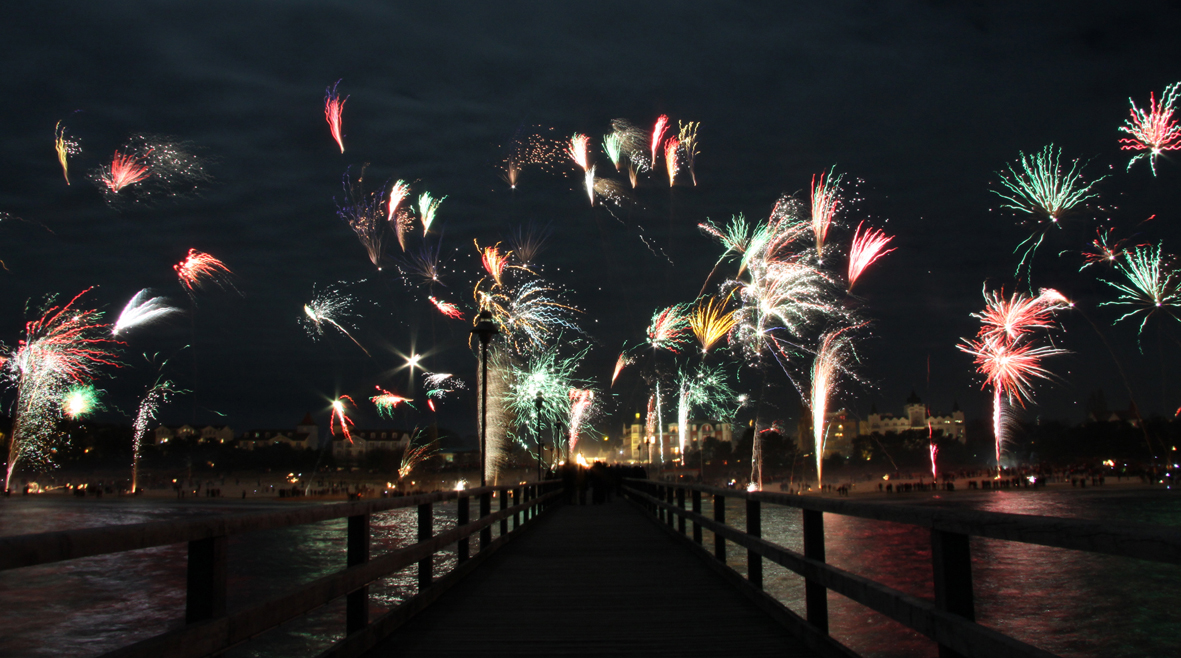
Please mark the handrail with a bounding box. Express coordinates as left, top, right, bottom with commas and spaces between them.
623, 478, 1181, 565
622, 478, 1178, 658
2, 487, 491, 572
4, 481, 564, 658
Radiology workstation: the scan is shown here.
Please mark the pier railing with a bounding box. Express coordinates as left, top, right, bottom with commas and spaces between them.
622, 479, 1181, 658
0, 481, 563, 658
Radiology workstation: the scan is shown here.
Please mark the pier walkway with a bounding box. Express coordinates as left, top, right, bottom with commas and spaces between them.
365, 496, 818, 658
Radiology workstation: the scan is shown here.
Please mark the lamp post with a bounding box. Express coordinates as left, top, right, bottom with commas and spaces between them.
535, 393, 544, 483
470, 310, 499, 488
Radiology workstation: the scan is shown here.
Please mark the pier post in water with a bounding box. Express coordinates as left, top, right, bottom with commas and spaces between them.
418, 502, 433, 590
480, 492, 492, 551
457, 495, 469, 563
676, 487, 686, 534
746, 497, 762, 589
932, 529, 975, 658
346, 513, 370, 634
803, 509, 829, 634
185, 535, 227, 623
691, 489, 702, 545
713, 493, 726, 562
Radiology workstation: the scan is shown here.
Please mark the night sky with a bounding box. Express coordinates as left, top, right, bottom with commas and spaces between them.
2, 2, 1181, 444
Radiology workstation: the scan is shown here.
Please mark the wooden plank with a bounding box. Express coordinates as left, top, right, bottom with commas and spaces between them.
365, 498, 822, 658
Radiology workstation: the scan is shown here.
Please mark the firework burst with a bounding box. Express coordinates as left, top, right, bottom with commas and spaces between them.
324, 80, 347, 153
62, 384, 103, 420
1079, 228, 1148, 271
113, 289, 182, 336
337, 170, 387, 269
399, 431, 439, 481
331, 396, 357, 443
371, 386, 414, 417
810, 168, 843, 262
647, 303, 693, 353
500, 126, 564, 189
975, 287, 1071, 345
418, 191, 446, 236
567, 389, 595, 456
664, 138, 680, 187
175, 249, 236, 297
650, 115, 670, 172
478, 241, 512, 287
54, 121, 80, 185
98, 149, 151, 193
678, 121, 700, 186
508, 222, 551, 266
1119, 82, 1181, 176
568, 132, 592, 172
387, 180, 412, 250
602, 132, 623, 171
676, 363, 738, 460
429, 296, 464, 320
847, 222, 895, 291
689, 295, 736, 353
91, 136, 210, 205
810, 324, 864, 488
301, 283, 370, 356
2, 290, 121, 491
993, 145, 1105, 279
477, 279, 583, 354
611, 350, 633, 387
132, 377, 181, 493
1100, 243, 1181, 336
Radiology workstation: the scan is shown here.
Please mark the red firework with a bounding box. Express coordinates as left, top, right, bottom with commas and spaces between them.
101, 150, 151, 192
331, 395, 356, 443
846, 222, 896, 290
174, 248, 234, 293
324, 80, 348, 154
650, 115, 669, 170
974, 288, 1070, 345
430, 296, 464, 320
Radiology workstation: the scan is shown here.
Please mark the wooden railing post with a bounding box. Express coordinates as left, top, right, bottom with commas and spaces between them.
691, 489, 702, 545
457, 495, 469, 563
186, 535, 227, 623
417, 502, 432, 591
714, 493, 726, 562
656, 484, 664, 522
676, 487, 686, 534
512, 487, 520, 530
803, 509, 829, 633
346, 514, 370, 634
932, 529, 975, 658
500, 489, 509, 536
746, 498, 762, 589
480, 492, 492, 551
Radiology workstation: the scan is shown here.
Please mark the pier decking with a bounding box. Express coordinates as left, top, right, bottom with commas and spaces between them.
365, 496, 819, 657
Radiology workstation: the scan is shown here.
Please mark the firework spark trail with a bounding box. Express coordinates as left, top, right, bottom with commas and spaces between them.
331, 396, 356, 443
929, 442, 938, 481
371, 386, 414, 417
175, 249, 236, 297
960, 285, 1067, 473
2, 290, 121, 491
400, 242, 447, 286
113, 290, 182, 336
424, 372, 466, 404
387, 180, 413, 250
1119, 82, 1181, 176
655, 381, 665, 464
399, 431, 439, 481
301, 284, 370, 356
602, 133, 623, 171
509, 223, 551, 266
54, 121, 80, 185
676, 363, 738, 460
975, 287, 1071, 344
647, 303, 693, 353
689, 295, 736, 353
664, 138, 680, 187
1079, 228, 1149, 271
476, 279, 583, 354
429, 296, 464, 320
568, 389, 595, 456
993, 145, 1105, 279
478, 345, 512, 481
477, 241, 511, 287
336, 171, 388, 269
500, 126, 565, 189
324, 80, 347, 153
505, 345, 590, 457
610, 119, 649, 166
131, 378, 180, 493
650, 115, 669, 172
584, 165, 596, 206
810, 168, 843, 262
678, 121, 700, 186
644, 392, 657, 463
810, 324, 865, 488
1100, 243, 1181, 336
611, 350, 633, 387
847, 222, 896, 291
418, 192, 445, 236
568, 133, 591, 172
99, 150, 151, 193
62, 384, 102, 419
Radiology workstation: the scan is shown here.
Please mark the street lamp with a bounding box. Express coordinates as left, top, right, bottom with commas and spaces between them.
535, 393, 544, 483
471, 310, 499, 488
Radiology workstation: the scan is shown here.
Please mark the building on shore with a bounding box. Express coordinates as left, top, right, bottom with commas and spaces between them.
331, 428, 412, 462
154, 424, 234, 445
238, 414, 320, 450
858, 391, 965, 441
622, 413, 733, 463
